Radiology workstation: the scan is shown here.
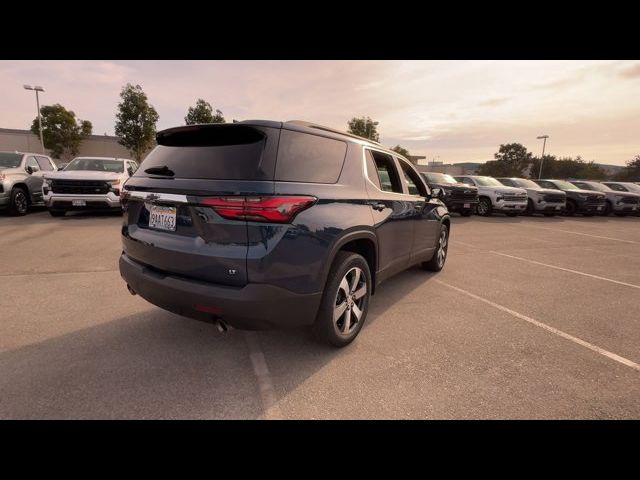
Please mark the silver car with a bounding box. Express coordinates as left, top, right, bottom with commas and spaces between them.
496, 177, 566, 216
570, 180, 640, 216
0, 151, 57, 215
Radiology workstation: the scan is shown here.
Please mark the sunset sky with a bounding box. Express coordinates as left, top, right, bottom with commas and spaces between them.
2, 60, 639, 165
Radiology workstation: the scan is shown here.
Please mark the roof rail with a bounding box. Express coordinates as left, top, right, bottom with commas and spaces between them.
286, 120, 384, 147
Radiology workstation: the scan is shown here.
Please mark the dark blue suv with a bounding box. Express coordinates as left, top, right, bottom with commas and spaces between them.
119, 121, 451, 346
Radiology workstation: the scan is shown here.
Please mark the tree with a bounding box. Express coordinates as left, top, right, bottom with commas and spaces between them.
614, 155, 640, 181
185, 99, 225, 125
478, 143, 532, 177
391, 145, 414, 163
30, 104, 92, 160
115, 83, 159, 161
529, 155, 609, 180
347, 116, 380, 142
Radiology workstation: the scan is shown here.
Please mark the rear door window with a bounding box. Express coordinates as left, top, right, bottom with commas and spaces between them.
364, 150, 381, 189
137, 125, 279, 180
275, 129, 347, 183
369, 150, 403, 194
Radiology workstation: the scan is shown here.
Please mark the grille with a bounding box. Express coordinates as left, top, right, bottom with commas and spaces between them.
450, 189, 478, 200
543, 194, 565, 203
51, 180, 110, 195
620, 196, 639, 205
586, 195, 605, 204
502, 195, 527, 202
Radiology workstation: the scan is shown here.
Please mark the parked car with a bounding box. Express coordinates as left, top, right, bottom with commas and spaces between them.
569, 180, 640, 216
454, 175, 527, 216
42, 156, 138, 216
421, 171, 478, 216
496, 177, 566, 216
119, 121, 451, 347
533, 179, 606, 216
0, 151, 56, 215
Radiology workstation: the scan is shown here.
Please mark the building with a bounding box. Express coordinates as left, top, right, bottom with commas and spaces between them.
0, 128, 143, 165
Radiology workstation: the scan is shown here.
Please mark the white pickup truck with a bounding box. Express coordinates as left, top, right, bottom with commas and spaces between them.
455, 175, 528, 216
42, 156, 138, 216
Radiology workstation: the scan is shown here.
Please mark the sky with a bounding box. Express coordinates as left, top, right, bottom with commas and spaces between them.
1, 60, 639, 165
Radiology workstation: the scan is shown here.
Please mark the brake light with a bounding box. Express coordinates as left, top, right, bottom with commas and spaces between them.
201, 196, 317, 223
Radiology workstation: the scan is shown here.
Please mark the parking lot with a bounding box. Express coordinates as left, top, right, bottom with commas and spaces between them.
1, 209, 639, 419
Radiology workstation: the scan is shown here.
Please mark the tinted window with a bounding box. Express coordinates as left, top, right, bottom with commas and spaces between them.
35, 156, 54, 171
370, 151, 403, 193
138, 126, 279, 180
536, 181, 556, 189
66, 158, 124, 173
365, 150, 381, 189
459, 177, 475, 186
0, 152, 23, 168
275, 130, 347, 183
498, 178, 514, 186
605, 183, 627, 192
399, 159, 427, 196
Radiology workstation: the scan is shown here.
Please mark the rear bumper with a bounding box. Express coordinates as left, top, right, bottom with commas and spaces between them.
119, 253, 322, 330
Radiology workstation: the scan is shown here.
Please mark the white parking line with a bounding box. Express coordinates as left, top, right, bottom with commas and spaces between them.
520, 225, 640, 245
244, 331, 283, 420
434, 279, 640, 372
489, 251, 640, 290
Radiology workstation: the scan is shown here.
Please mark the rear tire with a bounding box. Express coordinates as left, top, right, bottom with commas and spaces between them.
422, 223, 449, 272
8, 187, 29, 216
313, 251, 371, 348
49, 209, 66, 217
476, 197, 492, 216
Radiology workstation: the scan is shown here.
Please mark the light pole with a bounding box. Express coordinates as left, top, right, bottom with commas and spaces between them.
536, 135, 549, 179
24, 85, 45, 153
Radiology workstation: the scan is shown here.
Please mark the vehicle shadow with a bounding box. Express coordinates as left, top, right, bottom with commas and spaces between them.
0, 266, 435, 419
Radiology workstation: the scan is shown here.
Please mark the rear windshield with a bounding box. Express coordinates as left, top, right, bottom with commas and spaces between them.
0, 152, 22, 168
136, 125, 278, 180
66, 158, 124, 173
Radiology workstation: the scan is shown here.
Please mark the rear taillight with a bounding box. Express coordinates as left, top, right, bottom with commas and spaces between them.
201, 196, 317, 223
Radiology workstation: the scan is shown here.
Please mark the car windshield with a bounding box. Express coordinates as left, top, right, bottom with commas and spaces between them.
584, 182, 611, 192
623, 183, 640, 193
512, 178, 540, 189
553, 180, 580, 190
424, 172, 458, 184
65, 158, 124, 173
0, 152, 23, 168
474, 176, 503, 187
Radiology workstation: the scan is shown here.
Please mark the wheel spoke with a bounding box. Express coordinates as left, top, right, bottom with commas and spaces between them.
349, 268, 361, 293
334, 301, 348, 322
341, 307, 352, 333
339, 277, 350, 296
351, 303, 363, 321
353, 285, 367, 299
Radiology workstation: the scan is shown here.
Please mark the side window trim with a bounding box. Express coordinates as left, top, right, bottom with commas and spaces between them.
362, 147, 412, 197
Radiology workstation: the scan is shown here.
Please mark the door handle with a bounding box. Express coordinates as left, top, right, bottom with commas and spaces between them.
370, 202, 386, 211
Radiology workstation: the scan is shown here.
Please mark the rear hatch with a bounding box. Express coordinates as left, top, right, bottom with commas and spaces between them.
121, 123, 282, 287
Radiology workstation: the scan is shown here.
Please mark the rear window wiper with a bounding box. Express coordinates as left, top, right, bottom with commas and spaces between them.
144, 165, 175, 176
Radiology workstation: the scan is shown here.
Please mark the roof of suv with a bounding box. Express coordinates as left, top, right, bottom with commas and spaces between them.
0, 151, 50, 157
156, 120, 399, 158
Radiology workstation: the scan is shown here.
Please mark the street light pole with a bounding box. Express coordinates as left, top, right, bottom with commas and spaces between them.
536, 135, 549, 179
24, 85, 46, 153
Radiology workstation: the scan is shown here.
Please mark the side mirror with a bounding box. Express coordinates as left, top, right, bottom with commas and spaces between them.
431, 188, 443, 199
26, 166, 34, 174
127, 167, 134, 177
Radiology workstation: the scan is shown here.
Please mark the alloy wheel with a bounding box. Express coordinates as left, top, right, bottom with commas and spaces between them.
333, 267, 367, 336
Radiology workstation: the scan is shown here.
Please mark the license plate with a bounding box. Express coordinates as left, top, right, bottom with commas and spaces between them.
463, 203, 470, 208
72, 199, 86, 207
149, 205, 177, 231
